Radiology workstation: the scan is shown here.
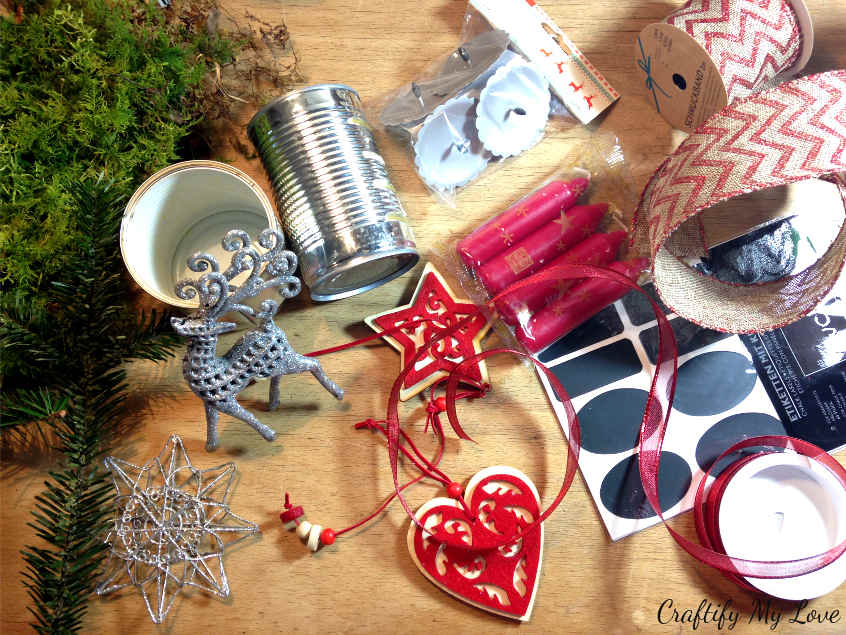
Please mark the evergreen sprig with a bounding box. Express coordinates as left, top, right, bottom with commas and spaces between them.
0, 2, 297, 630
1, 178, 181, 633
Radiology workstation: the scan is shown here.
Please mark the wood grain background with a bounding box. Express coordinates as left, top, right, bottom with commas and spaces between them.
3, 1, 846, 633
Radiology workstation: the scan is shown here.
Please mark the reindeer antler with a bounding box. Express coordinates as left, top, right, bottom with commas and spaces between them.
174, 229, 300, 320
174, 252, 233, 317
256, 228, 301, 299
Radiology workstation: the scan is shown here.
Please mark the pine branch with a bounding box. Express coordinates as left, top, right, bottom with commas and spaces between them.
123, 309, 183, 362
14, 177, 177, 633
0, 388, 67, 429
0, 388, 67, 448
23, 463, 115, 634
0, 308, 62, 380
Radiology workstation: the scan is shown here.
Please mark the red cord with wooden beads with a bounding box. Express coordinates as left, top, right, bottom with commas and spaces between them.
279, 379, 486, 551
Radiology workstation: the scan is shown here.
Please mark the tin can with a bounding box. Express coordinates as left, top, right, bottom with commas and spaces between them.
248, 84, 419, 301
120, 160, 280, 308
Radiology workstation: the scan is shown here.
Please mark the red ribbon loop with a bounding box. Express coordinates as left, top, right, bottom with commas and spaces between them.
383, 263, 655, 550
315, 259, 846, 587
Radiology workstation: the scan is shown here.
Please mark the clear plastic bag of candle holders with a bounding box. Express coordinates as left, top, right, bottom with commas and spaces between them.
375, 1, 618, 207
444, 135, 640, 356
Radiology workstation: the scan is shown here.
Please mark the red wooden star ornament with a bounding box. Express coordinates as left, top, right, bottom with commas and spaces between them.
365, 263, 491, 401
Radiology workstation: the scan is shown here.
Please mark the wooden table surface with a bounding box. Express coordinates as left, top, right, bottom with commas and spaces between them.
4, 1, 846, 633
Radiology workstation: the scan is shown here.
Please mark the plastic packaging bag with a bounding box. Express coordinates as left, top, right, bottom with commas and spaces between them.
450, 136, 642, 355
378, 0, 618, 207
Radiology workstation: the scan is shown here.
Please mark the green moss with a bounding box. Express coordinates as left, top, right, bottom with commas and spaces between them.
0, 0, 234, 309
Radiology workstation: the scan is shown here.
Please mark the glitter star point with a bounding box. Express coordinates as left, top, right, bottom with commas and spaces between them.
95, 435, 258, 624
364, 263, 491, 401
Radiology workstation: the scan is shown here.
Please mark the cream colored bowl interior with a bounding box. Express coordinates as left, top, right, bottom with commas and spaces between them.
121, 163, 278, 308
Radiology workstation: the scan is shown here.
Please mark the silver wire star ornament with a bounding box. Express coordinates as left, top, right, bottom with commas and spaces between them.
95, 435, 259, 624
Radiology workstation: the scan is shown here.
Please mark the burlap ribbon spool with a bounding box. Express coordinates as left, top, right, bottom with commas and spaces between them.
637, 0, 813, 131
633, 70, 846, 333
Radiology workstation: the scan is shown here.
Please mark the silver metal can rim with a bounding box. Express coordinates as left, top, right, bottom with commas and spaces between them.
248, 84, 362, 130
309, 249, 419, 302
120, 160, 281, 309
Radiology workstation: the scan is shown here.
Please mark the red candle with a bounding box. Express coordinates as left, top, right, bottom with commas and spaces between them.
477, 203, 608, 295
496, 231, 626, 326
457, 178, 590, 271
515, 258, 649, 353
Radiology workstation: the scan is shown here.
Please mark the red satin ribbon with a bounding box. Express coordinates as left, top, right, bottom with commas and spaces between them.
380, 263, 646, 548
312, 262, 846, 586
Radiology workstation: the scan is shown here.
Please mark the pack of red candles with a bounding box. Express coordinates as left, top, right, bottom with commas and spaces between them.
455, 142, 644, 353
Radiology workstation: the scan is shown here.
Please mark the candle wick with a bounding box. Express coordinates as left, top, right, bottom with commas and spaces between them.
442, 114, 470, 155
506, 107, 528, 122
773, 511, 785, 532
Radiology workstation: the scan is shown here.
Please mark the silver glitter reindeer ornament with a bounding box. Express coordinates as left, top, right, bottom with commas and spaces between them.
172, 229, 343, 451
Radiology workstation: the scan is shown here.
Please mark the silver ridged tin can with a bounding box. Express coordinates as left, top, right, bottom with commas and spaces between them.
248, 84, 418, 301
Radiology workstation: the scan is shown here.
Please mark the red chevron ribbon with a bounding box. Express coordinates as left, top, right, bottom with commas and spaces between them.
666, 0, 803, 102
633, 70, 846, 333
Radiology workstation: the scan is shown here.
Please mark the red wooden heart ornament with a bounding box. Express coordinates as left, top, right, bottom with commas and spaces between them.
407, 466, 543, 621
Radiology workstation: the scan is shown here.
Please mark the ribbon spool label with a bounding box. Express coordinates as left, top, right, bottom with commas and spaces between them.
636, 23, 728, 131
636, 0, 813, 132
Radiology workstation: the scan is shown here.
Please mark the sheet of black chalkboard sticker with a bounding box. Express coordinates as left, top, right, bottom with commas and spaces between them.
548, 338, 642, 400
600, 451, 691, 520
638, 318, 733, 365
537, 304, 624, 363
577, 388, 649, 454
620, 283, 671, 326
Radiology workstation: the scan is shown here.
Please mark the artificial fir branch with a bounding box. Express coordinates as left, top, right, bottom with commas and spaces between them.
1, 179, 182, 633
0, 2, 299, 629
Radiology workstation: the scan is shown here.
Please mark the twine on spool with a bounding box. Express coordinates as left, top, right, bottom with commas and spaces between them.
637, 0, 813, 131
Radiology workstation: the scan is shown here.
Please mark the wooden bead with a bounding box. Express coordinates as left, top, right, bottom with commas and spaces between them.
296, 520, 312, 540
307, 524, 323, 552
